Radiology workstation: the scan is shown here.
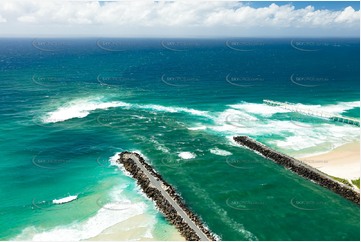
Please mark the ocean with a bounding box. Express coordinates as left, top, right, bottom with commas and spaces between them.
0, 38, 359, 240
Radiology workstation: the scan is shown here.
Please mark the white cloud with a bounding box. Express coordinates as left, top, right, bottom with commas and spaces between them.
0, 15, 6, 23
335, 6, 360, 24
0, 0, 359, 36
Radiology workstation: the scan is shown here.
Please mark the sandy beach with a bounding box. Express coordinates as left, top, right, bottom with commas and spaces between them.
299, 142, 360, 181
86, 213, 184, 241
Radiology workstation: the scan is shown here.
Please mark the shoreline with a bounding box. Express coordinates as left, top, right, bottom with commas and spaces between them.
233, 136, 360, 205
86, 213, 185, 241
298, 141, 360, 182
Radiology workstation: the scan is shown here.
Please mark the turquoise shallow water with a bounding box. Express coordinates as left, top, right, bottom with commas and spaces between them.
0, 38, 359, 240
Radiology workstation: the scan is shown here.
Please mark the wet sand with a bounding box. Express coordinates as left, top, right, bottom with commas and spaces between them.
86, 213, 184, 241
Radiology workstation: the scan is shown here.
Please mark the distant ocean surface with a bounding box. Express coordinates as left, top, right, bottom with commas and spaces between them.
0, 38, 359, 240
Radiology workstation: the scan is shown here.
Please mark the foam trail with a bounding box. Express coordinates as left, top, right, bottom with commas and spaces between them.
188, 126, 207, 131
14, 183, 150, 241
109, 152, 122, 168
53, 195, 78, 205
229, 103, 289, 117
292, 101, 360, 115
42, 97, 211, 123
211, 101, 360, 157
150, 137, 170, 153
178, 152, 196, 159
210, 148, 232, 156
134, 104, 212, 118
228, 101, 360, 117
43, 99, 130, 123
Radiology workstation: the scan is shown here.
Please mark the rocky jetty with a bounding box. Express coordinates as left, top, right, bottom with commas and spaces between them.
117, 151, 217, 241
234, 136, 360, 205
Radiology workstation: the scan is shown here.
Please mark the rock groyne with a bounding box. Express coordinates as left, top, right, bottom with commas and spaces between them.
233, 136, 360, 205
117, 151, 217, 241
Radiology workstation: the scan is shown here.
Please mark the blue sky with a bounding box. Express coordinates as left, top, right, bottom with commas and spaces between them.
248, 1, 360, 10
0, 1, 359, 37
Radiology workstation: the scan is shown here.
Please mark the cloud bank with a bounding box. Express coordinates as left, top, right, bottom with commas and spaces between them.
0, 1, 359, 37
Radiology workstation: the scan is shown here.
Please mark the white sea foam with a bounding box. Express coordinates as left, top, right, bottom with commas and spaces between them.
42, 97, 211, 124
42, 98, 358, 162
210, 148, 232, 156
214, 108, 258, 130
226, 119, 357, 157
229, 101, 359, 117
109, 151, 152, 176
188, 125, 207, 130
209, 108, 259, 136
43, 99, 130, 123
267, 121, 358, 153
150, 137, 170, 153
178, 152, 196, 159
52, 195, 78, 205
134, 104, 212, 118
109, 152, 122, 168
291, 101, 360, 116
14, 181, 152, 241
101, 199, 132, 211
274, 135, 324, 150
229, 103, 290, 117
211, 101, 360, 157
19, 203, 147, 241
209, 148, 232, 156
